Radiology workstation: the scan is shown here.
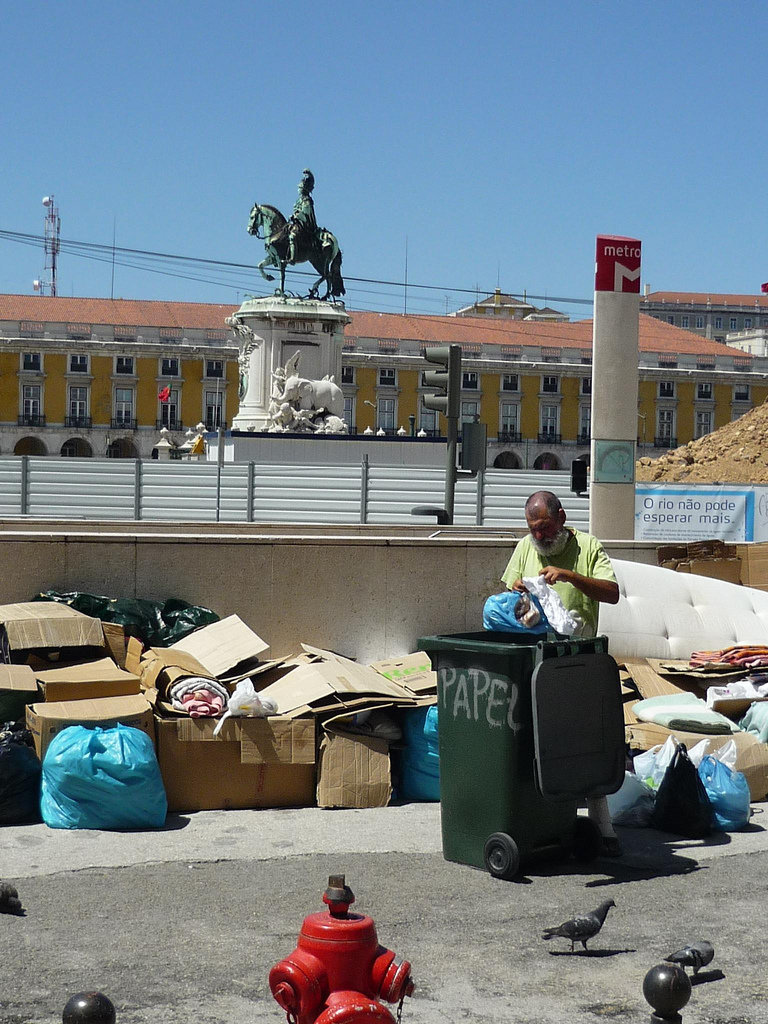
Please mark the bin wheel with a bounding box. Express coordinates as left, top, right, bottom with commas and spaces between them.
572, 816, 602, 863
483, 832, 520, 880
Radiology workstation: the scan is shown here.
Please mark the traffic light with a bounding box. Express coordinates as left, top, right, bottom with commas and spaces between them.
570, 458, 588, 495
422, 344, 461, 420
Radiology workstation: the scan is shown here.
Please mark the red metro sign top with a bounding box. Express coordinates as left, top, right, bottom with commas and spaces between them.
595, 235, 642, 293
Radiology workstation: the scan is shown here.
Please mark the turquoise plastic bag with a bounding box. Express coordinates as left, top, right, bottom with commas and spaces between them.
399, 706, 439, 801
697, 755, 751, 831
739, 701, 768, 743
41, 724, 167, 830
482, 592, 551, 633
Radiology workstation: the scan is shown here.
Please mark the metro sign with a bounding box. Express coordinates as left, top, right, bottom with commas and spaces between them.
595, 235, 641, 293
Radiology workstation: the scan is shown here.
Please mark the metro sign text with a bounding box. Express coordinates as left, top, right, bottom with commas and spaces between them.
595, 234, 642, 293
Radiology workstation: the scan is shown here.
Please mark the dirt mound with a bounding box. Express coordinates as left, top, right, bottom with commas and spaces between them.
636, 401, 768, 483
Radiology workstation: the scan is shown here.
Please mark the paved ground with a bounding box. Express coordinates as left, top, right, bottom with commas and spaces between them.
2, 805, 768, 1024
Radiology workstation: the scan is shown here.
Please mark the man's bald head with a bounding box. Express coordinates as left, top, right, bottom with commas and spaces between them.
524, 490, 570, 556
525, 490, 564, 520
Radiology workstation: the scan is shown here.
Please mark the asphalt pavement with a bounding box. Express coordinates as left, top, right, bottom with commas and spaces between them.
2, 804, 768, 1024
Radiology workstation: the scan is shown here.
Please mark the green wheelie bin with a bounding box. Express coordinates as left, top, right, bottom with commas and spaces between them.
418, 630, 625, 880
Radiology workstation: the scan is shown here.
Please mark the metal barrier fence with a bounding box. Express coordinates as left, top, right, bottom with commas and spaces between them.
0, 457, 590, 527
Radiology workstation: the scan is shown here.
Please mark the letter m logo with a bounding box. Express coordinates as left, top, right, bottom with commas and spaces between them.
614, 262, 641, 293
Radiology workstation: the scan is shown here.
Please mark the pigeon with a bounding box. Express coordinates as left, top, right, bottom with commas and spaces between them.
664, 941, 714, 975
0, 883, 23, 916
542, 899, 616, 951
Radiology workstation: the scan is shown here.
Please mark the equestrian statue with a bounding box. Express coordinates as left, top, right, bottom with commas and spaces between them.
247, 169, 345, 302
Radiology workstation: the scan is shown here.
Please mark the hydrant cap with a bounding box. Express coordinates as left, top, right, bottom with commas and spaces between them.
323, 873, 355, 915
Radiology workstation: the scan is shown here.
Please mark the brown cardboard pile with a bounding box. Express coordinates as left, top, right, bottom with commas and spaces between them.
620, 657, 768, 802
657, 541, 742, 585
736, 542, 768, 592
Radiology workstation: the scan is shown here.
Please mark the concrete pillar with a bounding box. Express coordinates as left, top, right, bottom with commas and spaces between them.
589, 235, 641, 540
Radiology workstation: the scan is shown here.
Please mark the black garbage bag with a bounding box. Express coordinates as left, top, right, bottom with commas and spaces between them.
650, 742, 714, 839
0, 725, 41, 825
33, 591, 218, 648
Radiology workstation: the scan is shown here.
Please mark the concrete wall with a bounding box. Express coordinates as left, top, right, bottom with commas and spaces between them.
0, 524, 658, 663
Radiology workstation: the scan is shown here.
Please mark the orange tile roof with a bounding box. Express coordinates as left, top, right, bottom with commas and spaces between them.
345, 310, 733, 356
644, 291, 768, 307
0, 294, 239, 329
0, 293, 743, 358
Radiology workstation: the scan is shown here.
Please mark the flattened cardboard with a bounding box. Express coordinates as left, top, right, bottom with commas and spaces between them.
369, 652, 437, 694
26, 693, 154, 760
316, 729, 392, 809
688, 558, 742, 585
169, 615, 269, 678
0, 602, 104, 653
125, 636, 144, 676
101, 622, 127, 668
0, 664, 38, 693
171, 715, 315, 765
140, 648, 214, 693
625, 660, 690, 699
35, 657, 141, 702
154, 715, 315, 812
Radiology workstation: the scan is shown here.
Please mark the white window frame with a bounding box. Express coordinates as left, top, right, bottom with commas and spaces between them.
343, 396, 355, 430
657, 408, 675, 440
462, 371, 478, 390
341, 365, 355, 385
734, 384, 750, 402
205, 390, 224, 429
377, 396, 396, 432
419, 403, 438, 435
745, 318, 752, 329
69, 386, 88, 419
694, 409, 712, 439
541, 375, 559, 394
540, 403, 559, 436
579, 403, 591, 440
22, 384, 41, 417
730, 318, 738, 330
114, 387, 134, 425
501, 373, 519, 392
715, 317, 723, 329
205, 359, 224, 379
500, 402, 519, 436
695, 316, 704, 329
681, 315, 689, 328
160, 389, 180, 428
461, 401, 479, 426
161, 357, 180, 378
667, 316, 675, 325
378, 367, 396, 387
115, 355, 134, 375
581, 377, 592, 396
658, 380, 675, 398
22, 352, 42, 372
69, 354, 89, 374
697, 382, 713, 400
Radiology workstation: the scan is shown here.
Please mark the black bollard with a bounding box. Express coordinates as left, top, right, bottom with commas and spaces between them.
643, 964, 692, 1023
62, 992, 116, 1024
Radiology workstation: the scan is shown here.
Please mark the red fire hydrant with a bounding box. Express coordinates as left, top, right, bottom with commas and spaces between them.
269, 874, 414, 1024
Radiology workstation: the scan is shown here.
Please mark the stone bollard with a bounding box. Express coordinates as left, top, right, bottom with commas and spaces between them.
62, 992, 116, 1024
643, 964, 692, 1023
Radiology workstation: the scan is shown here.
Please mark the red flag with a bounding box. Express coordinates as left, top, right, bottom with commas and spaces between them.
761, 283, 768, 294
158, 386, 171, 402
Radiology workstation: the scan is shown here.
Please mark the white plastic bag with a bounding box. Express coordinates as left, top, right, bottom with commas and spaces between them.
688, 737, 738, 771
212, 679, 278, 736
521, 576, 578, 636
606, 771, 656, 827
633, 735, 678, 790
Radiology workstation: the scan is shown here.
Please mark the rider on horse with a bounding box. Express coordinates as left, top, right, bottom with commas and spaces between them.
288, 168, 319, 265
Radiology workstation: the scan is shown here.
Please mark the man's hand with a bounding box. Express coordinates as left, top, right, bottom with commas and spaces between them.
538, 567, 619, 605
538, 566, 574, 586
510, 578, 528, 593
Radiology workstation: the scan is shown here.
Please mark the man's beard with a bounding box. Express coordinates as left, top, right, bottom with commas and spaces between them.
530, 527, 571, 557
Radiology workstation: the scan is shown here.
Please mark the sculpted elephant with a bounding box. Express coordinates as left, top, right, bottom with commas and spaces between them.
282, 375, 344, 418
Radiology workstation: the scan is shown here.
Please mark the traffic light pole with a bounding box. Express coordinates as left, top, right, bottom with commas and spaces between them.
444, 413, 458, 523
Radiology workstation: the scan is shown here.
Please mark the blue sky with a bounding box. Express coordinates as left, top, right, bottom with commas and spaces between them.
1, 0, 766, 319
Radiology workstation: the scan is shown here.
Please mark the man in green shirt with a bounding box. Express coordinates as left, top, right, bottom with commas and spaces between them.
502, 490, 622, 856
501, 490, 619, 637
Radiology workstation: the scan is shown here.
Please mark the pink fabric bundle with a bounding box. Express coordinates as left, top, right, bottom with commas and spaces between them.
180, 690, 225, 718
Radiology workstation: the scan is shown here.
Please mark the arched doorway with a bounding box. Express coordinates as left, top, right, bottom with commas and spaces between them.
493, 450, 522, 470
533, 452, 560, 470
107, 438, 139, 459
14, 437, 47, 456
61, 438, 93, 458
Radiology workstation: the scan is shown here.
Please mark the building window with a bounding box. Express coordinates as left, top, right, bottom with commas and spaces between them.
205, 359, 223, 378
581, 377, 592, 396
420, 403, 438, 435
695, 410, 712, 439
697, 382, 713, 400
462, 371, 478, 390
160, 389, 180, 428
502, 374, 519, 391
658, 408, 675, 440
745, 318, 752, 329
341, 365, 355, 385
378, 368, 396, 387
659, 380, 675, 398
695, 316, 704, 329
205, 390, 224, 429
23, 384, 41, 417
542, 375, 559, 394
461, 401, 478, 426
715, 317, 723, 329
69, 354, 88, 373
540, 404, 559, 436
23, 352, 41, 371
377, 397, 395, 432
500, 402, 519, 437
114, 388, 134, 426
730, 318, 738, 330
579, 404, 591, 440
667, 316, 675, 325
681, 316, 689, 328
116, 356, 134, 375
161, 357, 179, 377
69, 386, 88, 421
343, 396, 355, 431
734, 384, 750, 402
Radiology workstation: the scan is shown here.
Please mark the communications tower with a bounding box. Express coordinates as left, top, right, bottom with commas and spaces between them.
33, 195, 60, 296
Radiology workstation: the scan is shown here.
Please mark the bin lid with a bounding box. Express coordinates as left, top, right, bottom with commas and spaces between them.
531, 652, 625, 802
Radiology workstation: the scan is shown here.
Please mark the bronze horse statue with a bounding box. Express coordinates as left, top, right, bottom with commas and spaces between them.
247, 203, 345, 301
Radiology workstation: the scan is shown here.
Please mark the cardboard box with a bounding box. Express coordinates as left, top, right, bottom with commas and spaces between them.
125, 636, 144, 676
0, 602, 104, 661
168, 615, 269, 682
0, 665, 39, 720
140, 648, 215, 694
154, 715, 315, 812
34, 657, 141, 702
26, 693, 155, 761
687, 558, 742, 585
369, 652, 437, 695
316, 728, 392, 809
736, 542, 768, 587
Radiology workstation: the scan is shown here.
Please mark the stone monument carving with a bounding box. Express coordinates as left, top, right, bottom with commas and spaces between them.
265, 350, 348, 434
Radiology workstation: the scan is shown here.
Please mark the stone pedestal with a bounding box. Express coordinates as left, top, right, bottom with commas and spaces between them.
228, 297, 350, 432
